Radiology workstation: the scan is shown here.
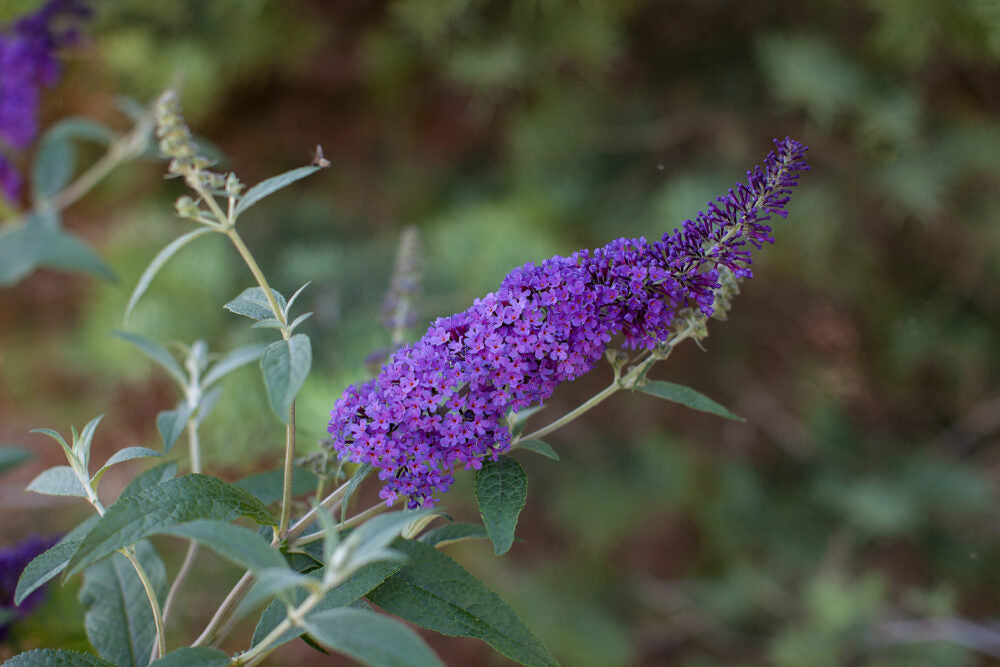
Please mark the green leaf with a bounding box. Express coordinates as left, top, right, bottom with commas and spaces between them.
418, 522, 489, 548
4, 649, 118, 666
241, 568, 317, 611
283, 280, 312, 318
149, 647, 231, 667
0, 216, 116, 285
162, 520, 287, 573
234, 165, 320, 216
15, 515, 98, 604
123, 227, 215, 325
304, 607, 445, 667
80, 540, 166, 667
341, 463, 372, 523
224, 287, 287, 321
193, 386, 223, 426
26, 466, 88, 498
514, 439, 559, 461
47, 118, 116, 145
251, 560, 402, 651
368, 539, 559, 667
66, 473, 275, 578
31, 427, 75, 463
260, 334, 312, 421
119, 462, 177, 501
75, 414, 105, 474
475, 456, 527, 555
201, 343, 268, 388
637, 380, 744, 421
287, 311, 314, 333
92, 447, 163, 488
509, 406, 544, 438
33, 134, 75, 202
0, 445, 32, 474
113, 332, 187, 389
337, 509, 429, 572
156, 403, 193, 453
235, 466, 320, 505
15, 539, 82, 606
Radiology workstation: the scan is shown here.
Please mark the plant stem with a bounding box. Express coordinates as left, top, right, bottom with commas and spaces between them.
279, 405, 296, 536
191, 570, 254, 648
161, 419, 202, 629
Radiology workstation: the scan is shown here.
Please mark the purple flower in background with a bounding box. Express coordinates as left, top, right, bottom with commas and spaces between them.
0, 534, 60, 640
328, 138, 809, 508
0, 0, 90, 201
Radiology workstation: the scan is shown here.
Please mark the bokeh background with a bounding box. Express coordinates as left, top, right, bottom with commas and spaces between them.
3, 1, 1000, 665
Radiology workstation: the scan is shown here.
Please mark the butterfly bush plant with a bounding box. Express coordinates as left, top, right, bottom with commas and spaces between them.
6, 83, 808, 667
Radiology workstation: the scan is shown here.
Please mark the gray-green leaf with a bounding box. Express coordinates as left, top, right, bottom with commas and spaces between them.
303, 608, 445, 667
514, 439, 560, 461
418, 523, 490, 548
0, 216, 116, 286
4, 649, 118, 666
224, 287, 287, 321
33, 134, 74, 202
156, 403, 193, 453
235, 466, 320, 506
475, 456, 527, 555
251, 560, 402, 651
260, 334, 312, 421
92, 447, 163, 488
368, 539, 559, 667
149, 647, 231, 667
0, 446, 32, 475
119, 462, 177, 501
234, 165, 320, 216
201, 343, 268, 388
124, 227, 215, 325
26, 466, 88, 498
162, 520, 287, 573
637, 380, 744, 421
66, 473, 275, 578
15, 539, 83, 606
80, 540, 166, 667
113, 332, 187, 389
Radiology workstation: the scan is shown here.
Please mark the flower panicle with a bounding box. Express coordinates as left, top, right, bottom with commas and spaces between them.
327, 138, 809, 508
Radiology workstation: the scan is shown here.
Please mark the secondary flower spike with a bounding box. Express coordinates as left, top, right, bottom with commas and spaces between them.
328, 138, 809, 508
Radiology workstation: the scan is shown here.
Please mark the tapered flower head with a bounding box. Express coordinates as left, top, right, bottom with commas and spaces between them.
328, 138, 809, 508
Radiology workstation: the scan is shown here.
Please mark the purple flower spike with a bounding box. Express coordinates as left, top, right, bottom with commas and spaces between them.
0, 0, 90, 201
328, 138, 809, 508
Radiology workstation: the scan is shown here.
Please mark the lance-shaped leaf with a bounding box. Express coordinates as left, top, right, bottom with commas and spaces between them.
26, 466, 88, 498
0, 446, 32, 474
74, 414, 105, 474
15, 516, 99, 605
224, 287, 287, 321
5, 650, 117, 666
66, 474, 275, 578
260, 334, 312, 421
476, 456, 527, 555
113, 332, 187, 389
418, 523, 489, 548
92, 447, 163, 489
156, 403, 193, 453
149, 648, 231, 667
0, 215, 116, 285
124, 227, 215, 324
80, 540, 166, 667
303, 608, 445, 667
202, 343, 269, 388
162, 520, 288, 573
368, 539, 559, 667
637, 380, 744, 421
513, 439, 559, 461
234, 165, 320, 216
251, 561, 402, 651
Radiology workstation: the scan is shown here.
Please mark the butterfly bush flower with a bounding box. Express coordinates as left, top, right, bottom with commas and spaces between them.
0, 534, 60, 639
0, 0, 90, 201
328, 138, 809, 508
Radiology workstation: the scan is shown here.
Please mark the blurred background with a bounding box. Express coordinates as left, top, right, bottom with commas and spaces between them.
2, 0, 1000, 665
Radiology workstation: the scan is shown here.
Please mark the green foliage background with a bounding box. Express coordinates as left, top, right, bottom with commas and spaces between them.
2, 0, 1000, 665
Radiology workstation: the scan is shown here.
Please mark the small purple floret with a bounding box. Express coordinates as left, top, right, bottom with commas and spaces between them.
328, 138, 809, 508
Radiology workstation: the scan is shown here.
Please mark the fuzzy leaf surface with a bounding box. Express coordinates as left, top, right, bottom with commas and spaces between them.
80, 540, 166, 667
260, 334, 312, 421
148, 648, 230, 667
223, 287, 287, 321
303, 607, 445, 667
638, 380, 744, 421
162, 520, 287, 573
26, 466, 88, 498
367, 539, 559, 667
66, 474, 275, 578
4, 649, 117, 666
475, 456, 527, 555
234, 165, 320, 215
